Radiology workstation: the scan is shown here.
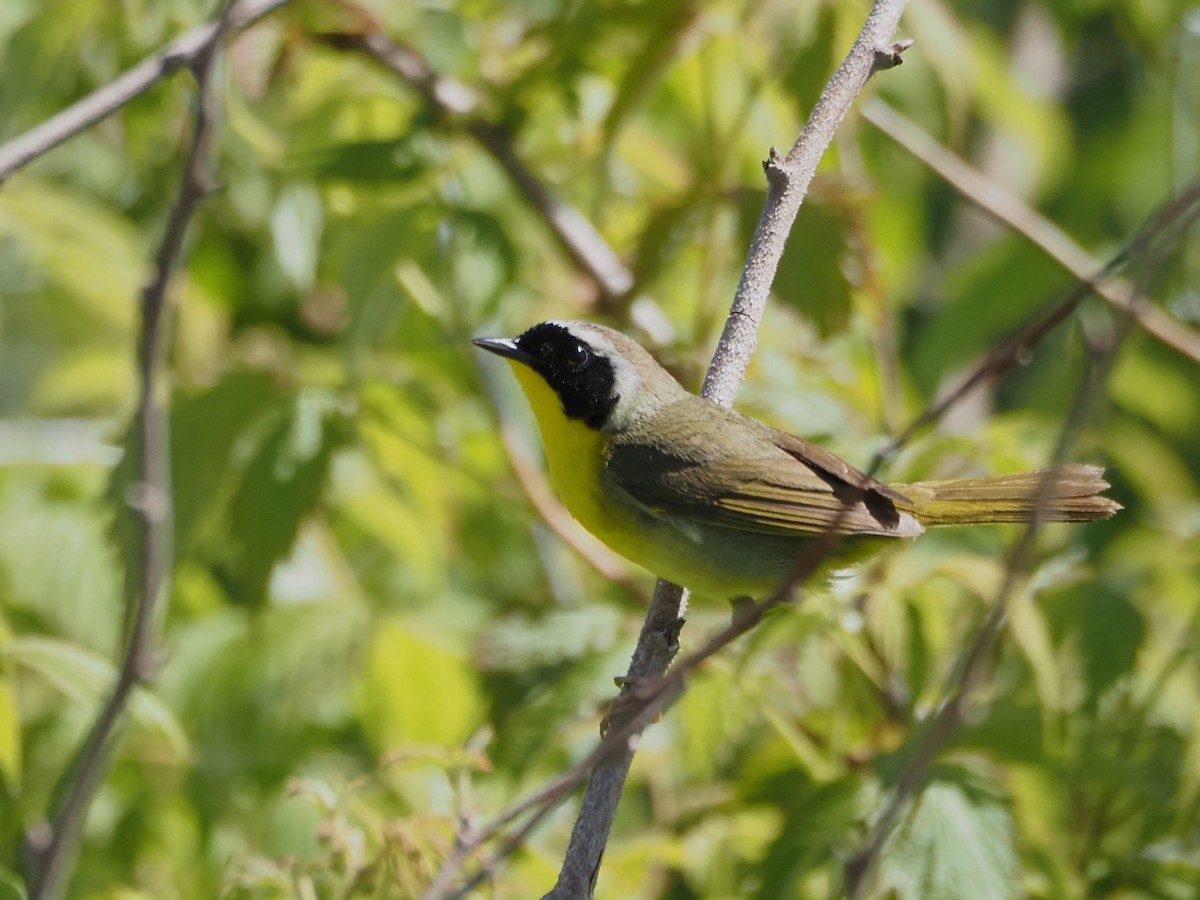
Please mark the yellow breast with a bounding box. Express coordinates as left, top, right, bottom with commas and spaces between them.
509, 362, 617, 539
507, 360, 806, 598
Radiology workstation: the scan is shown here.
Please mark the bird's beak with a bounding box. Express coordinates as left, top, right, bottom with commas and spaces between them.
473, 337, 533, 365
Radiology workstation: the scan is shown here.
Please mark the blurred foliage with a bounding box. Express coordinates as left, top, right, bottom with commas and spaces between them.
1, 0, 1199, 897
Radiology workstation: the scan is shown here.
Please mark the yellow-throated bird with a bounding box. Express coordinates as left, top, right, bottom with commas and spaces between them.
475, 322, 1119, 598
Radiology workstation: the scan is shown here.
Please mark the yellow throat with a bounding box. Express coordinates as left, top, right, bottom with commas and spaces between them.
508, 360, 612, 535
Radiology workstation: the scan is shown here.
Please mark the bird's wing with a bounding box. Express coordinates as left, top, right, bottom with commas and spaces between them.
606, 402, 919, 539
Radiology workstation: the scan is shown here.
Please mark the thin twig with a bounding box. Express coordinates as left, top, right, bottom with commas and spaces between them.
0, 0, 290, 182
21, 4, 240, 898
701, 28, 911, 409
862, 99, 1200, 365
873, 178, 1200, 466
319, 30, 635, 306
843, 307, 1131, 900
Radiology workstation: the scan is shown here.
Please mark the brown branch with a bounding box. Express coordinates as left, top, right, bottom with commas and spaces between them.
862, 99, 1200, 365
21, 4, 240, 897
0, 0, 291, 182
319, 30, 635, 306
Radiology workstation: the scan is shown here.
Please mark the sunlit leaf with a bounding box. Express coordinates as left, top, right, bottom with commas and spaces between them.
271, 183, 324, 291
877, 772, 1018, 900
0, 863, 24, 900
3, 636, 189, 762
217, 389, 349, 606
0, 477, 122, 652
358, 619, 483, 750
0, 677, 20, 787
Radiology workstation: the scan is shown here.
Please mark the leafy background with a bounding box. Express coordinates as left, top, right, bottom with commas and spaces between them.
1, 0, 1199, 897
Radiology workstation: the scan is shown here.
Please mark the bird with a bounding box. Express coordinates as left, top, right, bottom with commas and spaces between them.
474, 321, 1120, 599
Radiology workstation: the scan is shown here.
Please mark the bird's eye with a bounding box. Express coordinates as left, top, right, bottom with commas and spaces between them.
566, 342, 590, 369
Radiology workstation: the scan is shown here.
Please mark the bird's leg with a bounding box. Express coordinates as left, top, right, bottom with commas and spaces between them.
729, 595, 762, 628
603, 616, 686, 736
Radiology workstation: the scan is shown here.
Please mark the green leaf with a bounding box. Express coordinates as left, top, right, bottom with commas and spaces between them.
1080, 588, 1144, 708
290, 137, 434, 184
108, 370, 285, 594
909, 238, 1062, 394
756, 777, 866, 898
216, 389, 348, 606
476, 606, 623, 670
1008, 596, 1062, 712
877, 772, 1018, 900
0, 864, 25, 900
3, 636, 189, 761
0, 179, 140, 332
740, 187, 865, 337
1109, 348, 1200, 440
357, 619, 483, 749
0, 477, 122, 652
172, 372, 286, 549
0, 676, 20, 787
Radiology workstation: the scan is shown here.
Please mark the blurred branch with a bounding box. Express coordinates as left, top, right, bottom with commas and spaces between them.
320, 29, 635, 306
843, 176, 1200, 895
863, 99, 1200, 365
21, 4, 239, 898
875, 177, 1200, 464
844, 314, 1128, 900
541, 5, 911, 897
0, 0, 291, 182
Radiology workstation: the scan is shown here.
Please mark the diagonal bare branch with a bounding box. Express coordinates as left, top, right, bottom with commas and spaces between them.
862, 98, 1200, 365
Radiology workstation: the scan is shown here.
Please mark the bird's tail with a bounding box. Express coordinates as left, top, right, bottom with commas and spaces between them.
893, 463, 1121, 526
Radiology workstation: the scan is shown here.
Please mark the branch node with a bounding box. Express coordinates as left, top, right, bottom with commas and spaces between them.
24, 821, 52, 855
763, 147, 789, 187
125, 482, 170, 524
871, 39, 913, 74
601, 676, 662, 737
160, 52, 187, 75
662, 617, 685, 653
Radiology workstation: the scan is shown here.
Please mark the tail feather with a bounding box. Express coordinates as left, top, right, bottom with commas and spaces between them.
894, 463, 1121, 526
